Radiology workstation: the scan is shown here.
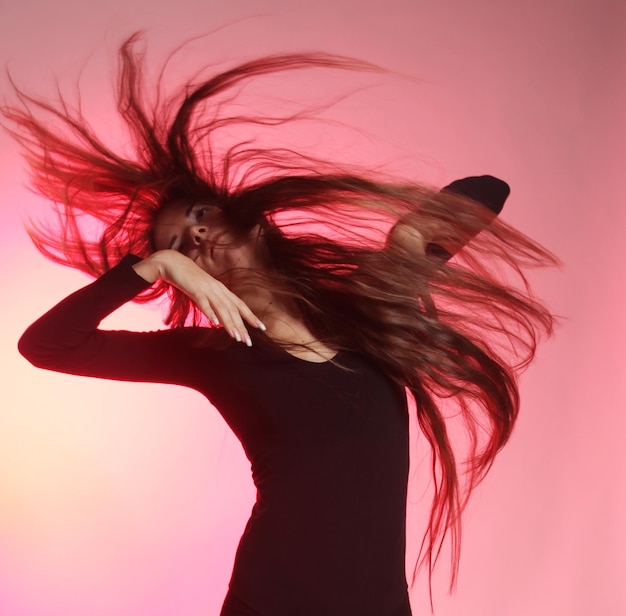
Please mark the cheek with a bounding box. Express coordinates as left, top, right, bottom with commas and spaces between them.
152, 231, 168, 251
151, 221, 175, 251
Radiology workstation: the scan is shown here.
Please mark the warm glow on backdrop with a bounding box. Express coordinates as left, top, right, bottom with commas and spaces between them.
1, 1, 624, 615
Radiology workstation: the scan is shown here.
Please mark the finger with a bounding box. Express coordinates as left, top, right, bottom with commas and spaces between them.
195, 298, 221, 327
211, 297, 250, 346
226, 309, 252, 346
236, 300, 267, 331
211, 288, 262, 344
225, 318, 249, 346
229, 298, 268, 345
197, 283, 259, 346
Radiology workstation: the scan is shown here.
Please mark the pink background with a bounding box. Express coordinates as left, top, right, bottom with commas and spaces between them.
1, 1, 624, 614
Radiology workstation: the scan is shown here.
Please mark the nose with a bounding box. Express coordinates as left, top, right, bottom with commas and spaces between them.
187, 224, 209, 246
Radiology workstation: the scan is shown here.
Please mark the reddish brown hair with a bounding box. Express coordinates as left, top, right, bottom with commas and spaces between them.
2, 33, 558, 605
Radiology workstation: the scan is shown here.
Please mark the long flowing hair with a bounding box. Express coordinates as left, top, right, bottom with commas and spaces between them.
2, 33, 558, 603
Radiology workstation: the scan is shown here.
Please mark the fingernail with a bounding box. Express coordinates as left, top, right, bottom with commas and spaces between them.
232, 330, 241, 342
245, 335, 252, 347
258, 321, 267, 331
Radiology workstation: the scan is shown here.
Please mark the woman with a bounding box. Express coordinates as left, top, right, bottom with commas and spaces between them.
5, 33, 557, 615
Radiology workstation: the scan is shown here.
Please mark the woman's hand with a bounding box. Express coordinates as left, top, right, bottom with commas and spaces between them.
386, 220, 426, 255
132, 250, 266, 346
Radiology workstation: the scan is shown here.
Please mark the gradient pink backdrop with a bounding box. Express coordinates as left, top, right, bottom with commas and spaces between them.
1, 1, 624, 614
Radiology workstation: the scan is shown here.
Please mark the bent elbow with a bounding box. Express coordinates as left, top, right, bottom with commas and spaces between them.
17, 327, 58, 369
18, 332, 42, 367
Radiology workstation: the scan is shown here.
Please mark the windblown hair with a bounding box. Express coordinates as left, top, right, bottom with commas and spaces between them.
2, 33, 558, 604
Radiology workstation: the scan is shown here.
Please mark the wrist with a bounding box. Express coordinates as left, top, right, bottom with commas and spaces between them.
131, 252, 169, 283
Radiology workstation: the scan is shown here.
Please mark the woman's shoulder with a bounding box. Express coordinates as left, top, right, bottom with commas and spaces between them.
168, 325, 234, 351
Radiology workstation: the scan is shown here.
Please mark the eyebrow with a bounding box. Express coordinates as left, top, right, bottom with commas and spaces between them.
167, 204, 197, 249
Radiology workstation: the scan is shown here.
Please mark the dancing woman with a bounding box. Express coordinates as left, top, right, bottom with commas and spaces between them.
4, 34, 557, 615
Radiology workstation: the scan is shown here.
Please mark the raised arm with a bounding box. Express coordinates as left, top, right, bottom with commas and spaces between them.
386, 175, 510, 260
18, 248, 268, 385
133, 249, 265, 346
17, 255, 201, 385
17, 253, 250, 393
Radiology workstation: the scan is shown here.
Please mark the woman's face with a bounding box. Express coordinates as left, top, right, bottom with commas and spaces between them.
152, 201, 261, 279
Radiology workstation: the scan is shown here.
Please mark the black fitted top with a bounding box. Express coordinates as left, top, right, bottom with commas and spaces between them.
18, 256, 412, 616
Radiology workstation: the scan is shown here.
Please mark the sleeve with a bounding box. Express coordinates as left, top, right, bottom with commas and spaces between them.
427, 174, 510, 262
17, 255, 212, 387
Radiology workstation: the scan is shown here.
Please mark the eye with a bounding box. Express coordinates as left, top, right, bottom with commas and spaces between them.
195, 206, 211, 221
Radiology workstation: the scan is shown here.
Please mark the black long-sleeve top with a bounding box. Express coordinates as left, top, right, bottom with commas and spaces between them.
18, 256, 413, 616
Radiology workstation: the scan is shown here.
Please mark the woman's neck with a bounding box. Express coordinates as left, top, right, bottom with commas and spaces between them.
233, 275, 337, 362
